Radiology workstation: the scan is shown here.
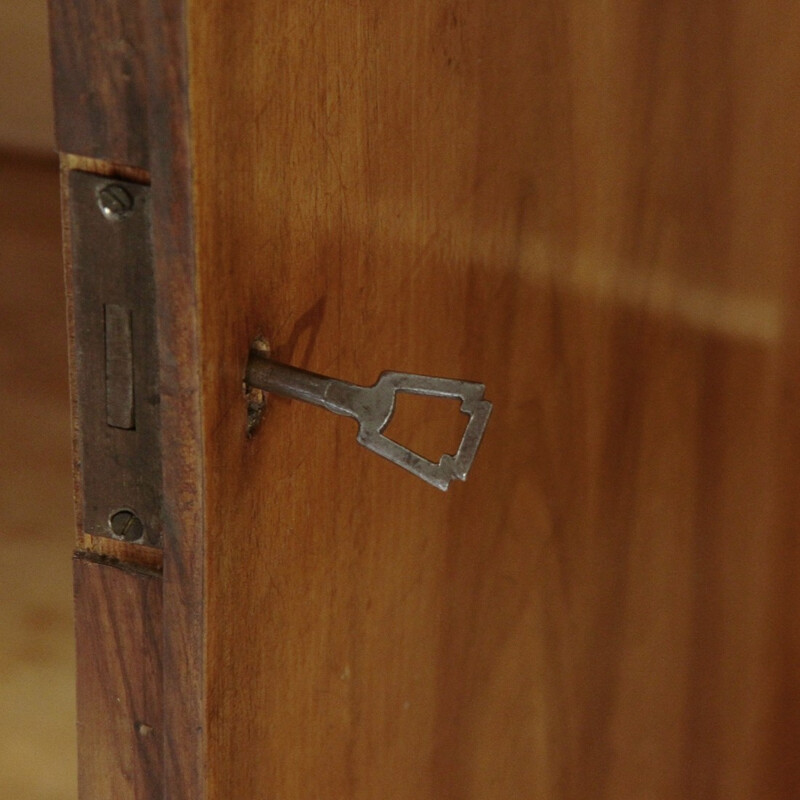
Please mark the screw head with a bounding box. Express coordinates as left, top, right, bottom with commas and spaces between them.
97, 184, 134, 221
109, 509, 145, 542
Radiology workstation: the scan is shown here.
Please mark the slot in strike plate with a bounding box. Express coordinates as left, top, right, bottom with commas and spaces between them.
69, 172, 162, 546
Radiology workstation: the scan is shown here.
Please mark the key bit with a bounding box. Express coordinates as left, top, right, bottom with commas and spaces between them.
245, 348, 492, 490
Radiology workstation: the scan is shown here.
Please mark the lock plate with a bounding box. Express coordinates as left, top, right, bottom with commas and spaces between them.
69, 171, 162, 545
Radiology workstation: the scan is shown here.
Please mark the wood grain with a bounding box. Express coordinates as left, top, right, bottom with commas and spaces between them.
185, 1, 800, 798
48, 0, 150, 167
144, 1, 206, 796
74, 555, 162, 799
48, 4, 168, 796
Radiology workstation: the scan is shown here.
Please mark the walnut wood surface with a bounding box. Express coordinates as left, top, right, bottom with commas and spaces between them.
74, 556, 163, 798
48, 0, 150, 168
49, 0, 800, 796
49, 4, 169, 796
185, 2, 800, 798
145, 1, 206, 796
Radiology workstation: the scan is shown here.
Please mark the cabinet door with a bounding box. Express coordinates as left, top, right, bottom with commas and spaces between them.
51, 1, 800, 798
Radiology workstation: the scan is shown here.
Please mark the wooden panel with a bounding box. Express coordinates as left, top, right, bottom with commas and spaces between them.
48, 0, 150, 167
185, 1, 800, 798
74, 556, 162, 798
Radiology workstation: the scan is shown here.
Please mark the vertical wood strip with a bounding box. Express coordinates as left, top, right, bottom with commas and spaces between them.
74, 556, 163, 798
48, 0, 151, 167
145, 1, 206, 797
49, 0, 198, 794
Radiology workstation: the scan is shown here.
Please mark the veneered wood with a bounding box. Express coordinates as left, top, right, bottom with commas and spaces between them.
182, 2, 800, 798
60, 155, 150, 185
48, 4, 169, 796
144, 1, 206, 796
48, 0, 800, 796
74, 555, 163, 799
48, 0, 150, 167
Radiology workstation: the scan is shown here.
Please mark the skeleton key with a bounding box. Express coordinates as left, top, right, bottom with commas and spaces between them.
245, 347, 492, 490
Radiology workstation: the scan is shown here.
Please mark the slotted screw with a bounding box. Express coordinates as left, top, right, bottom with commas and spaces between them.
109, 509, 144, 541
97, 184, 134, 221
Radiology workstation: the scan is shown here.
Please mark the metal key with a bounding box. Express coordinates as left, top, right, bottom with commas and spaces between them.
246, 348, 492, 490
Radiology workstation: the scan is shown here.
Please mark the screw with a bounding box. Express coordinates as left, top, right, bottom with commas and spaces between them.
97, 184, 134, 221
109, 509, 145, 542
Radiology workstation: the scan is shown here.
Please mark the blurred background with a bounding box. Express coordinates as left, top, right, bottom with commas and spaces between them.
0, 2, 78, 798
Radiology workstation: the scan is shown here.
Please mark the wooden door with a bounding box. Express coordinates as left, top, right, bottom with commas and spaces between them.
50, 1, 800, 798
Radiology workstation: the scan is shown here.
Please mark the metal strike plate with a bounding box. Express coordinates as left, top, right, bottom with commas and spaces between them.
246, 350, 492, 490
69, 171, 162, 545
